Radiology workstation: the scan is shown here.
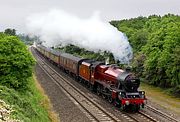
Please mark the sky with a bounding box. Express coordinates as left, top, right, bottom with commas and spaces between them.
0, 0, 179, 33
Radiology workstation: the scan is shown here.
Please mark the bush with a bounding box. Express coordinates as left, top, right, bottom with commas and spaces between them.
0, 33, 35, 90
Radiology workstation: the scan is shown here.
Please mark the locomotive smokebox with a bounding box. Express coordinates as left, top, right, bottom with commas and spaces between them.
117, 72, 140, 92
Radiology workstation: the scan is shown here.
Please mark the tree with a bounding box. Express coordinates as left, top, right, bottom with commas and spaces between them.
0, 34, 35, 90
4, 28, 16, 36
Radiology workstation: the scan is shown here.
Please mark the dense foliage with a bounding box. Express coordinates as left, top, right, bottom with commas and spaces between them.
110, 14, 180, 95
0, 33, 35, 90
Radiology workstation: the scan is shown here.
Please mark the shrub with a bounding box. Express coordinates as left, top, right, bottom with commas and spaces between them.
0, 33, 35, 90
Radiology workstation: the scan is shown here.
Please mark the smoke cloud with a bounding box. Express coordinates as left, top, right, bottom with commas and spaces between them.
26, 9, 133, 63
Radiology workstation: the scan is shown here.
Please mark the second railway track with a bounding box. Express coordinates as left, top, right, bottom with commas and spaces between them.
143, 105, 180, 122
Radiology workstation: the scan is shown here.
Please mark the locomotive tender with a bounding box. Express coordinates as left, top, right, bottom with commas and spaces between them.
35, 44, 146, 111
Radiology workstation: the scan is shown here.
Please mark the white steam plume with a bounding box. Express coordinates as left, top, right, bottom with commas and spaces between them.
26, 9, 133, 63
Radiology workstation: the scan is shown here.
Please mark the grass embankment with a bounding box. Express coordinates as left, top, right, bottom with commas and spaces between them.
33, 74, 59, 122
0, 74, 58, 122
0, 33, 58, 121
140, 82, 180, 114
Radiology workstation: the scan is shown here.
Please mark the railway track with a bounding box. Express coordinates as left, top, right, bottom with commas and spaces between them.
143, 105, 180, 122
32, 47, 178, 122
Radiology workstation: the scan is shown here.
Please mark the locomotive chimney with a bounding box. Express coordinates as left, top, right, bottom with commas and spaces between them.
125, 66, 132, 72
105, 57, 110, 65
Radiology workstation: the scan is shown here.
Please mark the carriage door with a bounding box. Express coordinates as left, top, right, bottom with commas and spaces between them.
90, 67, 95, 85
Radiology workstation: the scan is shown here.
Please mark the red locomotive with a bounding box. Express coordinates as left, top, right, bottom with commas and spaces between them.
35, 45, 146, 111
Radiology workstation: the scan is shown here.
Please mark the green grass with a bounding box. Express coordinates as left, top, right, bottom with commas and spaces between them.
0, 76, 51, 122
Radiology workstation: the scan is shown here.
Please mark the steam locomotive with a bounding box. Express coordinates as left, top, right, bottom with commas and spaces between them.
35, 44, 146, 111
